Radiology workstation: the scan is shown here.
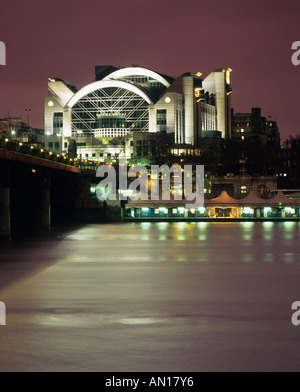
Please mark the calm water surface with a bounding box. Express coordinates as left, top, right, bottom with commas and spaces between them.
0, 222, 300, 372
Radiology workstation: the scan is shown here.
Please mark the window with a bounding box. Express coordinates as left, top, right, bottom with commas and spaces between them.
92, 154, 96, 158
53, 112, 63, 135
241, 186, 247, 194
49, 142, 53, 148
96, 114, 126, 129
64, 142, 68, 148
157, 109, 167, 132
55, 142, 59, 149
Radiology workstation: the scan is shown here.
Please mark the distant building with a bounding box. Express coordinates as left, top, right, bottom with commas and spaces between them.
277, 137, 300, 188
231, 107, 280, 146
45, 66, 233, 146
0, 117, 44, 145
207, 173, 278, 198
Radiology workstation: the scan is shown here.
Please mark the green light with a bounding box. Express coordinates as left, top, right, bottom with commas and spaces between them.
90, 185, 97, 195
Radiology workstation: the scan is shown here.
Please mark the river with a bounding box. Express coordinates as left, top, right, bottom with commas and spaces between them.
0, 222, 300, 372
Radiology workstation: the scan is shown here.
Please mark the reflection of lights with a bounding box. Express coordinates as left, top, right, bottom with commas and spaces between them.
262, 221, 274, 228
119, 318, 161, 325
263, 253, 273, 263
158, 222, 168, 230
198, 222, 208, 228
283, 253, 294, 263
242, 254, 253, 263
141, 222, 151, 230
283, 221, 296, 229
241, 222, 255, 227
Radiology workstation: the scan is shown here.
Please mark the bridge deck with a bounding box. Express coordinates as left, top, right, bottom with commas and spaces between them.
0, 148, 81, 173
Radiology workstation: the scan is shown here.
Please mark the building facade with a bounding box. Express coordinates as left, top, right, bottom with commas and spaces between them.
45, 66, 233, 148
231, 107, 280, 146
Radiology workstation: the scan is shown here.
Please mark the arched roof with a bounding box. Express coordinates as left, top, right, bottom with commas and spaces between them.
67, 80, 153, 108
103, 67, 171, 88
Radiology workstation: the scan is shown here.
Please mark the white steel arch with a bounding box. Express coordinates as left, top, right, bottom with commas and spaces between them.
67, 80, 153, 108
104, 67, 171, 88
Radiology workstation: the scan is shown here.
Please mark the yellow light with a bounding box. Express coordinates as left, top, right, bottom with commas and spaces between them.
30, 146, 34, 149
5, 138, 9, 142
165, 97, 171, 104
194, 87, 202, 98
19, 143, 23, 146
49, 152, 53, 155
226, 68, 232, 85
57, 154, 60, 157
48, 101, 54, 107
32, 169, 36, 174
40, 149, 44, 152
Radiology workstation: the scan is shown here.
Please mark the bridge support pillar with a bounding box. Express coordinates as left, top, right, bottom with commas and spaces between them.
36, 176, 51, 230
0, 170, 11, 240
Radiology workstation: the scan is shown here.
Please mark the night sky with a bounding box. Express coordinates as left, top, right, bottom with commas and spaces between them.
0, 0, 299, 139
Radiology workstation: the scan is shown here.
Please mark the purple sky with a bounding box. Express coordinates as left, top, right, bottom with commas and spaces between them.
0, 0, 300, 139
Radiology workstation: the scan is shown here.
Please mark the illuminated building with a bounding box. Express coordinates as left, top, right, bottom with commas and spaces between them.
45, 66, 233, 147
126, 191, 300, 220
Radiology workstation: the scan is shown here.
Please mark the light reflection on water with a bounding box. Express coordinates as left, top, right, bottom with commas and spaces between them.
2, 221, 300, 372
63, 221, 300, 265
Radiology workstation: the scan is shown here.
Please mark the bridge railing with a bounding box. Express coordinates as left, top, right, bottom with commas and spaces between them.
0, 137, 77, 167
0, 137, 115, 171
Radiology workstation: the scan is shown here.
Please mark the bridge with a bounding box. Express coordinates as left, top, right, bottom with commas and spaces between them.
0, 137, 103, 239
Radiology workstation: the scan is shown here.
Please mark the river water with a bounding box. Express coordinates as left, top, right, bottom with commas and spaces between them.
0, 222, 300, 372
